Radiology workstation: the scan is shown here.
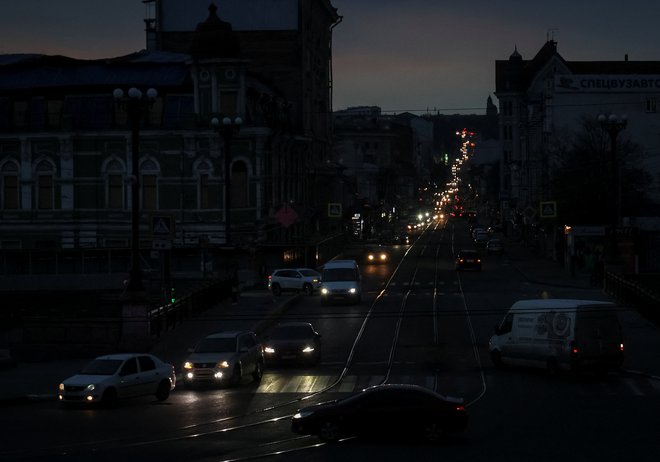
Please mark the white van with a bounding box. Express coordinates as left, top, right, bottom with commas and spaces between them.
489, 299, 623, 375
320, 260, 362, 306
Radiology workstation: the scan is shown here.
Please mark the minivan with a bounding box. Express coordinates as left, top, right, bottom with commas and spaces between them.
489, 299, 623, 375
320, 259, 362, 305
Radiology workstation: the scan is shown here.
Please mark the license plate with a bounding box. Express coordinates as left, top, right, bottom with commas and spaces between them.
466, 259, 474, 263
282, 355, 296, 360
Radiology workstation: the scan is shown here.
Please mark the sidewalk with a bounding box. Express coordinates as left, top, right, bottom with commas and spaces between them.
0, 288, 300, 405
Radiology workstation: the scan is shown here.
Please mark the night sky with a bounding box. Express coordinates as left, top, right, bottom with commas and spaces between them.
1, 0, 659, 114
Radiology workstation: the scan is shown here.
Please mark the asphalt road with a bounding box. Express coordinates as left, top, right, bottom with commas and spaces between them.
2, 218, 659, 462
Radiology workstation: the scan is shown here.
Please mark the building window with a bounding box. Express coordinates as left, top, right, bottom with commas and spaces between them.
503, 124, 513, 141
37, 174, 53, 209
142, 174, 158, 210
646, 98, 657, 113
108, 174, 124, 209
502, 101, 513, 116
1, 162, 19, 210
200, 173, 210, 209
231, 160, 248, 208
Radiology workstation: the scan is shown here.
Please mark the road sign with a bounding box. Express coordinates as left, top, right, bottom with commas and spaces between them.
328, 203, 342, 218
539, 201, 557, 218
151, 214, 175, 237
275, 205, 298, 228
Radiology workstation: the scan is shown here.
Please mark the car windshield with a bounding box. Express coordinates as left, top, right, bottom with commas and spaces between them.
322, 268, 357, 282
194, 337, 237, 353
79, 359, 123, 375
270, 325, 313, 340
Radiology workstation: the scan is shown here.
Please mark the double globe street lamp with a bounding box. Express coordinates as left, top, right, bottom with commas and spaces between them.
211, 116, 242, 246
113, 87, 158, 295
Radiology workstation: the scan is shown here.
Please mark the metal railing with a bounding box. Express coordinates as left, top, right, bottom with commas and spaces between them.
604, 271, 660, 327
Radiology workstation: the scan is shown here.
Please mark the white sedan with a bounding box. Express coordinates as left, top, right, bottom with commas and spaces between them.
58, 353, 176, 406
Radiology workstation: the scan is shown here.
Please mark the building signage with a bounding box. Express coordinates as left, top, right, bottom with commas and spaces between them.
555, 75, 660, 92
539, 201, 557, 218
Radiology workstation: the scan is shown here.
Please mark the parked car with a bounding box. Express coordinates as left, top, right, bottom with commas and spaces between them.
455, 249, 481, 271
268, 268, 321, 296
58, 353, 176, 406
363, 245, 390, 264
489, 299, 624, 375
291, 384, 468, 443
182, 331, 264, 388
262, 322, 322, 366
486, 238, 504, 255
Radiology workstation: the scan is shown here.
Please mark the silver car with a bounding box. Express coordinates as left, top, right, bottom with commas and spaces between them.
58, 353, 176, 406
268, 268, 322, 296
182, 331, 264, 388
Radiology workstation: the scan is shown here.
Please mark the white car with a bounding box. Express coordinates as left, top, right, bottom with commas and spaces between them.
268, 268, 322, 296
58, 353, 176, 406
182, 331, 264, 388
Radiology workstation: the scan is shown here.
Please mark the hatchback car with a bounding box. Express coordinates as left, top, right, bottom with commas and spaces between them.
182, 331, 264, 388
263, 322, 322, 366
268, 268, 321, 296
58, 353, 175, 406
455, 249, 481, 271
291, 384, 467, 443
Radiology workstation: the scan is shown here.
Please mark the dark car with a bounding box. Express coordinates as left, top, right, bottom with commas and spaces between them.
291, 384, 467, 443
263, 322, 321, 366
363, 245, 390, 264
455, 249, 481, 271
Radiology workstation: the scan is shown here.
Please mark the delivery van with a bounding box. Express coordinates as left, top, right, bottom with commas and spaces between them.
320, 259, 362, 306
489, 299, 623, 375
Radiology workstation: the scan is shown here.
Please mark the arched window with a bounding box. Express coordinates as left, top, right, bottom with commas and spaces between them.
231, 160, 248, 208
104, 158, 125, 209
195, 159, 213, 209
140, 158, 159, 210
35, 159, 55, 210
1, 160, 20, 210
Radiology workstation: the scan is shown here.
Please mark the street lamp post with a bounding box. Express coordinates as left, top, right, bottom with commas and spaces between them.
114, 87, 158, 295
211, 116, 242, 245
598, 113, 628, 227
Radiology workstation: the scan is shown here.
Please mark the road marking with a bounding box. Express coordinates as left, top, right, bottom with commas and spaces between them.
338, 375, 357, 392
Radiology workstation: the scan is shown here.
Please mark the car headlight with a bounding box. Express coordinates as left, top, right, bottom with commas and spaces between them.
348, 287, 357, 294
217, 361, 230, 368
264, 346, 275, 354
380, 253, 387, 261
321, 288, 329, 295
58, 383, 64, 391
302, 346, 315, 353
183, 361, 193, 370
293, 410, 314, 419
368, 254, 374, 261
86, 384, 96, 391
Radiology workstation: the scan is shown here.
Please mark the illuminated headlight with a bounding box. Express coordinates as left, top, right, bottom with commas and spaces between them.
264, 346, 276, 354
321, 288, 329, 295
293, 410, 314, 419
186, 372, 194, 379
217, 361, 230, 369
348, 288, 357, 294
379, 253, 387, 261
368, 254, 374, 261
214, 372, 224, 379
302, 346, 315, 353
86, 384, 96, 391
183, 361, 193, 370
312, 278, 319, 283
58, 383, 64, 392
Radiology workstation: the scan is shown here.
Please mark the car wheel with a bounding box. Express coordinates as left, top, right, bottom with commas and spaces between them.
318, 420, 341, 442
302, 283, 313, 296
271, 284, 282, 296
252, 359, 264, 381
423, 422, 444, 442
490, 350, 504, 368
101, 387, 118, 407
230, 364, 242, 387
155, 380, 171, 401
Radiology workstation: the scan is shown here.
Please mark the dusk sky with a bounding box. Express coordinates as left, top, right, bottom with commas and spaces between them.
1, 1, 660, 114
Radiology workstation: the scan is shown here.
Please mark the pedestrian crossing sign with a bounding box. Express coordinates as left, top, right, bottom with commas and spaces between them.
151, 214, 175, 237
539, 201, 557, 218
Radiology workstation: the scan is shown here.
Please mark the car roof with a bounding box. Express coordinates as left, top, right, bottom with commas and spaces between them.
95, 353, 145, 360
204, 330, 251, 338
510, 299, 614, 311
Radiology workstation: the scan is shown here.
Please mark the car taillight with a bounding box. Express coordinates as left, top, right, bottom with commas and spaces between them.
456, 405, 465, 412
570, 341, 579, 355
268, 275, 272, 281
620, 343, 624, 352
